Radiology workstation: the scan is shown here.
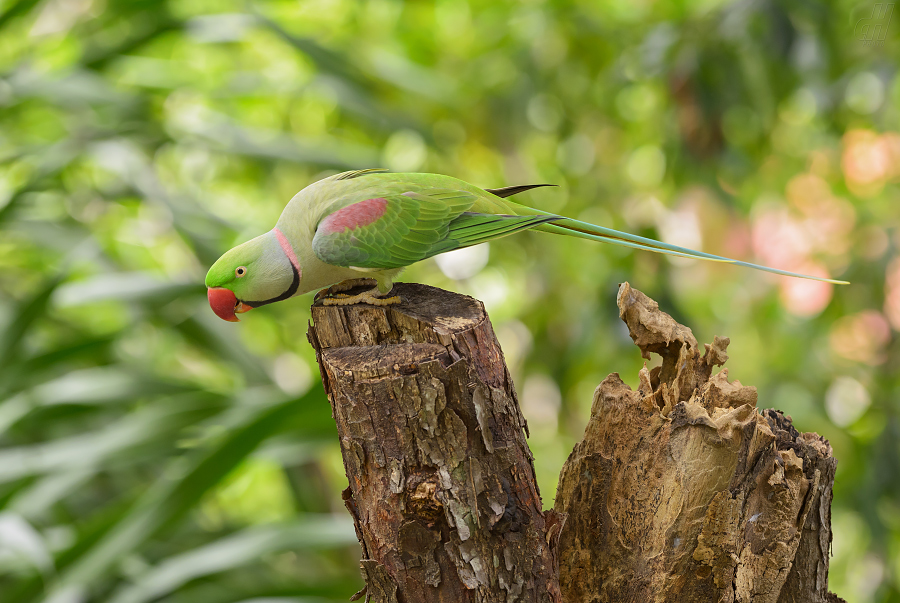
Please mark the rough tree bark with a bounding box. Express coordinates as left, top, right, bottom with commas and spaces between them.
307, 281, 841, 603
308, 283, 563, 603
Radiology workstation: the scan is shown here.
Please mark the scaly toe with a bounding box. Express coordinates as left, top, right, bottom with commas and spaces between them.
370, 295, 401, 306
321, 291, 401, 307
322, 296, 362, 306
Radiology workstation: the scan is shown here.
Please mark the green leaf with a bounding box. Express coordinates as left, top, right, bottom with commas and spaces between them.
53, 272, 199, 307
0, 277, 62, 372
0, 394, 223, 483
107, 516, 356, 603
41, 389, 322, 598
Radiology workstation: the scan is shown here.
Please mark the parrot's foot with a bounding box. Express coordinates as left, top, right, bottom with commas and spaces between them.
314, 278, 378, 302
321, 287, 401, 307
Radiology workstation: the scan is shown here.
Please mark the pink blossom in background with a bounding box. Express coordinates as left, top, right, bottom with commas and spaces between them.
886, 133, 900, 178
885, 257, 900, 331
841, 129, 900, 195
785, 173, 855, 256
829, 311, 891, 365
779, 262, 834, 317
752, 206, 812, 269
749, 167, 855, 316
722, 221, 752, 260
786, 173, 832, 210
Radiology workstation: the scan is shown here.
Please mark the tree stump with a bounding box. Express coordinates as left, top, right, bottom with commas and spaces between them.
307, 281, 841, 603
553, 283, 842, 603
307, 283, 563, 603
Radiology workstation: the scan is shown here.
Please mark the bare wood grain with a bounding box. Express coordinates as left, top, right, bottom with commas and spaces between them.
553, 283, 843, 603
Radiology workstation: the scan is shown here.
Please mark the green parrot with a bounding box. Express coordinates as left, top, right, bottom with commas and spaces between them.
205, 169, 847, 321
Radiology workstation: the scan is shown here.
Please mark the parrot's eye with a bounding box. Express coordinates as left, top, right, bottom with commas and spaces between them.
235, 266, 247, 278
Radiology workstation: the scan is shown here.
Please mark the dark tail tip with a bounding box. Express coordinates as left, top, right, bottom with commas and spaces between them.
485, 183, 558, 198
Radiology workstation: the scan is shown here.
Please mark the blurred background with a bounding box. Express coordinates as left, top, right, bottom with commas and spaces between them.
0, 0, 897, 601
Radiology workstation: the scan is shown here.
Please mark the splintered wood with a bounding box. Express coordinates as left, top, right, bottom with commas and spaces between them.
553, 283, 841, 603
308, 281, 841, 603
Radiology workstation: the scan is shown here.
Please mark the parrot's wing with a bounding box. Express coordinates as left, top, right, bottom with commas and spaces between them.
329, 168, 391, 181
312, 189, 557, 270
484, 183, 557, 198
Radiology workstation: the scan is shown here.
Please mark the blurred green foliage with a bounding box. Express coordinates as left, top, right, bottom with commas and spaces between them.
0, 0, 897, 601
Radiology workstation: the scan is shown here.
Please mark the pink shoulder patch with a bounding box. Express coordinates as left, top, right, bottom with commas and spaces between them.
320, 198, 389, 234
272, 227, 301, 276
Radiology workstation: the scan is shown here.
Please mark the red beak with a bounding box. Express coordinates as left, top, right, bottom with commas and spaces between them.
208, 287, 240, 322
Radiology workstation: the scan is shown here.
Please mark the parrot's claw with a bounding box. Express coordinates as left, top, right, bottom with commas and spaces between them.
321, 288, 401, 307
315, 278, 378, 301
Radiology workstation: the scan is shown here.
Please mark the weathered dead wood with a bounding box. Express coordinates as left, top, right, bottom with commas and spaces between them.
553, 282, 843, 603
307, 283, 563, 603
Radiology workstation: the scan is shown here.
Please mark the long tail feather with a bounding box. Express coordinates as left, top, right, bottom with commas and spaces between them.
529, 214, 848, 285
537, 223, 734, 263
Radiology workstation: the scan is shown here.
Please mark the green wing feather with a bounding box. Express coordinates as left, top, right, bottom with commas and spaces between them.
312, 188, 556, 270
330, 168, 391, 181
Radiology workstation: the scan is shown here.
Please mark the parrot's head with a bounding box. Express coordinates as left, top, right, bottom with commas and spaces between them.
205, 229, 301, 322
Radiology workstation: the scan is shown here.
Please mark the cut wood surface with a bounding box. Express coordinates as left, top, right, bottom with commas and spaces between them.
307, 281, 841, 603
